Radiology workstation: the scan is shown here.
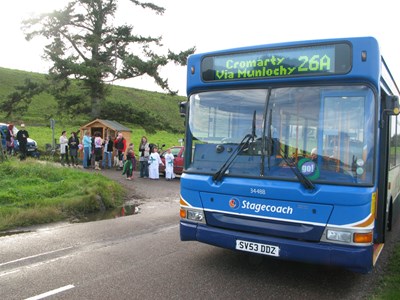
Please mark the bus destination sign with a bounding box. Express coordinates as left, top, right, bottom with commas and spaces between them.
201, 43, 352, 82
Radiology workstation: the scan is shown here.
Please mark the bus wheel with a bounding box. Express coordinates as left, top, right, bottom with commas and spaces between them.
387, 199, 393, 232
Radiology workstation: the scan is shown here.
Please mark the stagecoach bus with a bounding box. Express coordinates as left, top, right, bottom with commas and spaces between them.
179, 37, 400, 273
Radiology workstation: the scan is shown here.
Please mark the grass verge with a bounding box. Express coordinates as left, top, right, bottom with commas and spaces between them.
0, 158, 125, 231
373, 243, 400, 299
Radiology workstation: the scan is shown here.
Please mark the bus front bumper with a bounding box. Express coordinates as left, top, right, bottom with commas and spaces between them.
180, 221, 373, 273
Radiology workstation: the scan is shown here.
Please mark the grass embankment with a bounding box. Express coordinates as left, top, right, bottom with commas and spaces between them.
373, 243, 400, 299
0, 159, 125, 232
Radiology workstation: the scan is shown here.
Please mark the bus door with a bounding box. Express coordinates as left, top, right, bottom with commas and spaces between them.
319, 92, 369, 171
320, 90, 373, 182
320, 90, 384, 240
376, 92, 400, 242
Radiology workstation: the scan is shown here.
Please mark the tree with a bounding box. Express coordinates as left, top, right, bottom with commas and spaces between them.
0, 79, 45, 118
22, 0, 195, 118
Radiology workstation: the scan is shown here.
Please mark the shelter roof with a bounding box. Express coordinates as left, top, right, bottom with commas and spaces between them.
80, 119, 132, 132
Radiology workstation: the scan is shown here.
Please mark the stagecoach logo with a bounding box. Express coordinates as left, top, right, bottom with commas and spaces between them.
229, 198, 240, 210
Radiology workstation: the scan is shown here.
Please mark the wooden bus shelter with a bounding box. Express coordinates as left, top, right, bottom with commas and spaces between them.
79, 119, 132, 144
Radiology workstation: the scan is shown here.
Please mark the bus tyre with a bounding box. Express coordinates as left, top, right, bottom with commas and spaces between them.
387, 200, 393, 232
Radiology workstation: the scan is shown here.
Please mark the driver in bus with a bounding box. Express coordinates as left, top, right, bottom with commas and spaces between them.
311, 148, 318, 162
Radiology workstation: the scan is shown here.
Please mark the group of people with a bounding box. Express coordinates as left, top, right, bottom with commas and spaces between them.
5, 123, 30, 160
80, 130, 122, 171
59, 131, 80, 166
61, 131, 175, 181
137, 136, 175, 180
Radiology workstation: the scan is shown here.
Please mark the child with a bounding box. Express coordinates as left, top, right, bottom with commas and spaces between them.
123, 143, 136, 180
164, 148, 175, 180
114, 133, 126, 170
148, 147, 163, 179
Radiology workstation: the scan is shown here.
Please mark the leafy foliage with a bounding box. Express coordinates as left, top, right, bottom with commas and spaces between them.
21, 0, 195, 118
0, 79, 46, 117
100, 101, 177, 134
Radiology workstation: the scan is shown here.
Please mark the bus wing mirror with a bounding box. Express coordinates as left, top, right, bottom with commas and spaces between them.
385, 95, 400, 115
179, 101, 188, 117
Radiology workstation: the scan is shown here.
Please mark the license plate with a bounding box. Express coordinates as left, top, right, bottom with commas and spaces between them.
236, 240, 280, 257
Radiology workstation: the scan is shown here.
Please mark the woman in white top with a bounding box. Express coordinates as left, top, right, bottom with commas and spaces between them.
59, 130, 70, 166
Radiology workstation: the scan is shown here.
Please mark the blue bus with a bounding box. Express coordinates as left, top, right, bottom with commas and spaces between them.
179, 37, 400, 273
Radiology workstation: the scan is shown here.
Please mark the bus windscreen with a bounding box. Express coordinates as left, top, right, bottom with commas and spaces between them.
201, 42, 352, 81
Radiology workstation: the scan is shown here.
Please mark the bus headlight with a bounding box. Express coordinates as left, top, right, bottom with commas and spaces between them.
187, 210, 204, 222
180, 208, 205, 223
326, 229, 352, 243
322, 227, 373, 245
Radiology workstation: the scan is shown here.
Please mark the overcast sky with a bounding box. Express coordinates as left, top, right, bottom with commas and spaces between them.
0, 0, 399, 96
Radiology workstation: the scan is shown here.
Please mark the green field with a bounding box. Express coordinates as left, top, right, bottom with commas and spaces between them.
0, 67, 186, 142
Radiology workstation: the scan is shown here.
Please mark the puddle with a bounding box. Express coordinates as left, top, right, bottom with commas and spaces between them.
72, 203, 140, 223
117, 204, 140, 217
0, 204, 141, 236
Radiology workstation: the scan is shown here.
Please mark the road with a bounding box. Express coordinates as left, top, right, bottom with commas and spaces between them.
0, 169, 399, 299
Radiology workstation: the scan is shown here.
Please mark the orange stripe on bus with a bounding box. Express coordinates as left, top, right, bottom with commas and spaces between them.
355, 214, 374, 227
180, 198, 189, 206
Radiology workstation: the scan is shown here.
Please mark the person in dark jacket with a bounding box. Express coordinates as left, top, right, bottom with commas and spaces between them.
68, 132, 79, 167
138, 136, 150, 178
16, 123, 29, 161
102, 135, 114, 169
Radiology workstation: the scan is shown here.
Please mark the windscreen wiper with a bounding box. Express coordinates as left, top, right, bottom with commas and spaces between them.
260, 90, 271, 176
251, 110, 257, 139
213, 114, 257, 182
278, 147, 315, 190
212, 134, 254, 182
261, 108, 273, 175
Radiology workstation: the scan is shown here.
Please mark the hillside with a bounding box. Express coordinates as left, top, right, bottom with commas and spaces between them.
0, 67, 186, 133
